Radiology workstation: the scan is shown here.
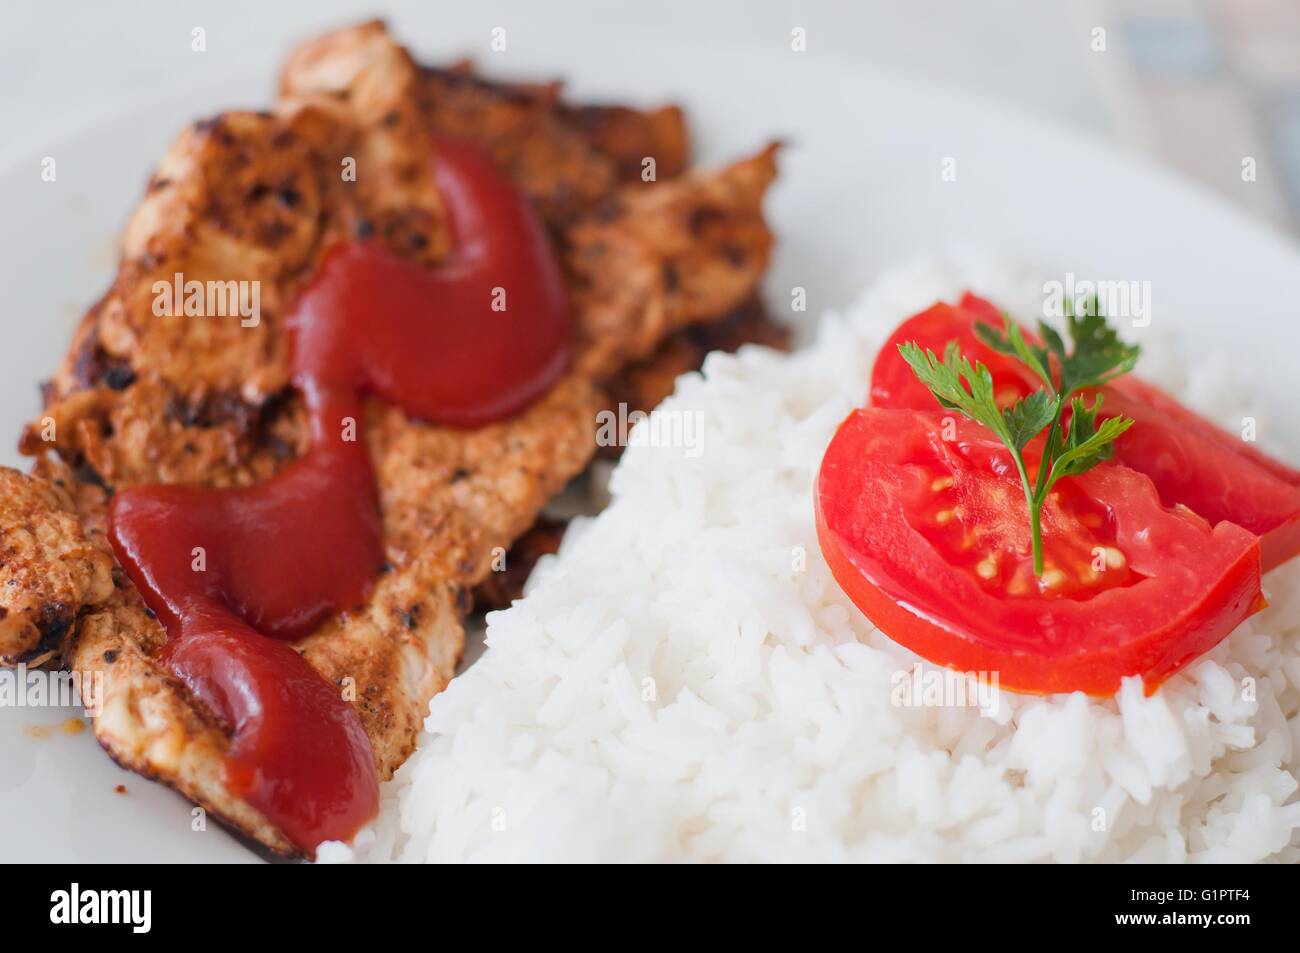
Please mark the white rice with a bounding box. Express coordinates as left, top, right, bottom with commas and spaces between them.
319, 256, 1300, 863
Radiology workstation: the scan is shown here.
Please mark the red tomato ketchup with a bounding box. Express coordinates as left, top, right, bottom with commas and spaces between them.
108, 137, 570, 852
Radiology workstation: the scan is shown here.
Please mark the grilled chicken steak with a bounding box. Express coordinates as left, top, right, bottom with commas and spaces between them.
1, 20, 777, 855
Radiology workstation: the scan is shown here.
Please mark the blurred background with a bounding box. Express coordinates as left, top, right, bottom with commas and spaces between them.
1, 0, 1295, 235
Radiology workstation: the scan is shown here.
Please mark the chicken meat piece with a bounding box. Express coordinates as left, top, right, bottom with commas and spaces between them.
0, 467, 115, 667
9, 20, 777, 855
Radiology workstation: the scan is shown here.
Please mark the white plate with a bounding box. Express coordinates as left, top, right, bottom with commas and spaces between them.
3, 27, 1298, 863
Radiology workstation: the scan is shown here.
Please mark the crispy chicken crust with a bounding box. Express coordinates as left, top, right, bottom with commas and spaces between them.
0, 467, 114, 667
6, 20, 776, 855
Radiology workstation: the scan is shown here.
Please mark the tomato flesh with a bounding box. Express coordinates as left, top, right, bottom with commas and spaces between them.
870, 294, 1300, 570
1099, 377, 1300, 570
816, 408, 1263, 695
911, 436, 1138, 601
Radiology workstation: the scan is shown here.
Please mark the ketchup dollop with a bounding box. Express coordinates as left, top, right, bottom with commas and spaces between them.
108, 137, 571, 852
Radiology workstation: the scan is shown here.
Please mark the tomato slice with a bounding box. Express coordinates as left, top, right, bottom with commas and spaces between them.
869, 300, 1041, 412
870, 294, 1300, 570
816, 408, 1263, 695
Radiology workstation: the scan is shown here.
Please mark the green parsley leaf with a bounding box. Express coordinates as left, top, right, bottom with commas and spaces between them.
1055, 295, 1141, 394
898, 299, 1140, 577
1045, 395, 1134, 486
1002, 390, 1056, 451
974, 317, 1053, 391
897, 341, 1010, 443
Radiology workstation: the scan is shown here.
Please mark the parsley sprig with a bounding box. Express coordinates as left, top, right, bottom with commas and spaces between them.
898, 297, 1140, 577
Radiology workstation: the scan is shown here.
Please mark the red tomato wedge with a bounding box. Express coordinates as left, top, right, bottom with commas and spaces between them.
815, 408, 1264, 695
870, 294, 1300, 570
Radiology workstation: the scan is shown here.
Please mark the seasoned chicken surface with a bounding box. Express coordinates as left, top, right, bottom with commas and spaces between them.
0, 468, 115, 667
5, 20, 776, 855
